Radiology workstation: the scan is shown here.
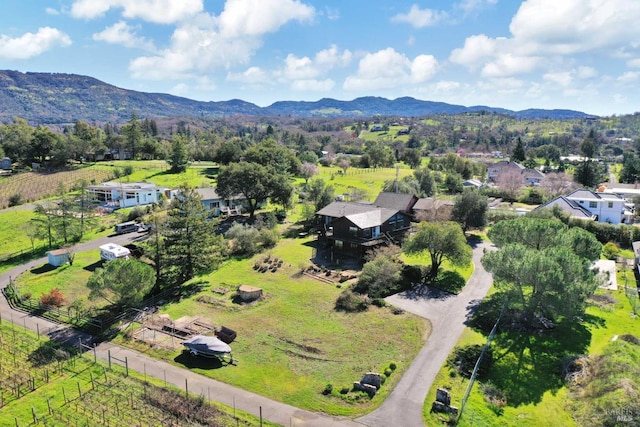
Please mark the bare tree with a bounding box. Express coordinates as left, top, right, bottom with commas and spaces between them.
337, 157, 350, 174
497, 168, 525, 201
299, 162, 319, 184
540, 172, 576, 197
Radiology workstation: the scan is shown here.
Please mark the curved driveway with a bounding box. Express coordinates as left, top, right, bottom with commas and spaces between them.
358, 240, 494, 427
0, 233, 493, 427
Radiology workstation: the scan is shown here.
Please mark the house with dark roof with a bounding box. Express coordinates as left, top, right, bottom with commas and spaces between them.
373, 192, 418, 214
487, 161, 544, 186
316, 200, 412, 259
534, 196, 597, 221
412, 197, 454, 221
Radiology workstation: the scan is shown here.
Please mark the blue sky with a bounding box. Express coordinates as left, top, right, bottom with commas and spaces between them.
0, 1, 639, 116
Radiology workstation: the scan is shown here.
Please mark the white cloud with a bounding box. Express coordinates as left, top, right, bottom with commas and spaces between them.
0, 27, 71, 60
218, 0, 314, 38
576, 66, 597, 79
45, 8, 60, 15
627, 58, 640, 68
130, 0, 316, 80
171, 83, 190, 96
290, 79, 335, 91
93, 21, 156, 51
618, 71, 640, 83
450, 0, 640, 81
227, 66, 270, 84
391, 4, 446, 28
283, 45, 351, 80
449, 34, 499, 67
481, 54, 540, 78
344, 48, 438, 91
456, 0, 497, 15
435, 81, 461, 91
543, 71, 573, 87
70, 0, 203, 24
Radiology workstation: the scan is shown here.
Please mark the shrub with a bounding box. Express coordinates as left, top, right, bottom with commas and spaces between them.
354, 256, 402, 298
371, 298, 386, 308
340, 386, 350, 394
127, 206, 146, 222
384, 368, 392, 377
258, 229, 279, 248
602, 241, 620, 260
389, 362, 397, 370
8, 193, 23, 207
335, 289, 369, 312
401, 264, 424, 285
225, 223, 260, 255
122, 165, 134, 176
322, 383, 333, 395
391, 307, 404, 315
447, 344, 493, 379
40, 288, 65, 307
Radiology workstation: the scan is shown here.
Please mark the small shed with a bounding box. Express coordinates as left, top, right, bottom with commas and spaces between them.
47, 249, 70, 267
237, 285, 263, 302
0, 157, 11, 170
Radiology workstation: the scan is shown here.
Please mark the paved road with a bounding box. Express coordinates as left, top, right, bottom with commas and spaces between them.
0, 234, 493, 427
358, 240, 494, 427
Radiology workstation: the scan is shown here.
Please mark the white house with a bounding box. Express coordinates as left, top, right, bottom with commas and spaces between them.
565, 189, 631, 224
87, 182, 167, 209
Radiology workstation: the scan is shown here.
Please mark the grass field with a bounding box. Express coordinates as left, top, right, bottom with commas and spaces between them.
117, 236, 429, 416
0, 321, 270, 426
422, 278, 640, 426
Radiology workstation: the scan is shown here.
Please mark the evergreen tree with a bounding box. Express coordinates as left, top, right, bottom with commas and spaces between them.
452, 189, 488, 233
167, 134, 189, 173
512, 137, 526, 163
163, 186, 226, 285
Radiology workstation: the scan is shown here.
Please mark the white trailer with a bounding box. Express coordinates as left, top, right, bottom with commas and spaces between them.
99, 243, 131, 261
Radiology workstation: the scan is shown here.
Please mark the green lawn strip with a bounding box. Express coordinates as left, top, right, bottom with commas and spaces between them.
309, 166, 413, 201
0, 210, 38, 259
422, 282, 640, 426
135, 237, 428, 416
13, 249, 107, 312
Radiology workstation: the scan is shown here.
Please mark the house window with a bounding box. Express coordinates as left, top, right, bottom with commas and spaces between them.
349, 226, 358, 237
608, 202, 613, 208
210, 201, 220, 209
335, 240, 343, 249
589, 201, 597, 208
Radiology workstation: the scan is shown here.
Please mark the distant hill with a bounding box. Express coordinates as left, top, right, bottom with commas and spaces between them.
0, 70, 590, 124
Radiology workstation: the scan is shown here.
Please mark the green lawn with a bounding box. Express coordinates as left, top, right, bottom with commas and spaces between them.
422, 283, 640, 426
150, 236, 429, 416
13, 249, 106, 311
14, 234, 429, 417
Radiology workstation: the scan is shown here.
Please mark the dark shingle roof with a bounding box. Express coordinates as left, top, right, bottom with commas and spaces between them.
373, 192, 416, 211
535, 196, 595, 219
316, 201, 399, 229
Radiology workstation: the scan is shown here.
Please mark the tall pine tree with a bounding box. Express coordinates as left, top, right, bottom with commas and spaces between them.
163, 186, 226, 286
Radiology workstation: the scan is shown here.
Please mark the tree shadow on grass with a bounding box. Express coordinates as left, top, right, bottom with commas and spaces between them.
83, 260, 103, 273
488, 321, 592, 406
430, 270, 466, 294
466, 293, 603, 407
30, 263, 57, 274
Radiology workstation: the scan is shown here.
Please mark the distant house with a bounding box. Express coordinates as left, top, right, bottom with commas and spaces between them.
487, 161, 543, 185
316, 201, 412, 259
462, 179, 483, 189
565, 189, 631, 224
412, 198, 454, 222
87, 182, 167, 209
0, 157, 11, 170
194, 187, 252, 216
632, 241, 640, 275
47, 249, 70, 267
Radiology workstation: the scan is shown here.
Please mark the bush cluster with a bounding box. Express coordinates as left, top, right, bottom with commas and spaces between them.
446, 344, 493, 379
335, 289, 369, 312
40, 288, 65, 307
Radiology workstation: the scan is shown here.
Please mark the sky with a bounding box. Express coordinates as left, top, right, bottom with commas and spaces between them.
0, 1, 639, 116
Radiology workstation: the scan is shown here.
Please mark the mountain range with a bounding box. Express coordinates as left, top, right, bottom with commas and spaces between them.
0, 70, 589, 125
